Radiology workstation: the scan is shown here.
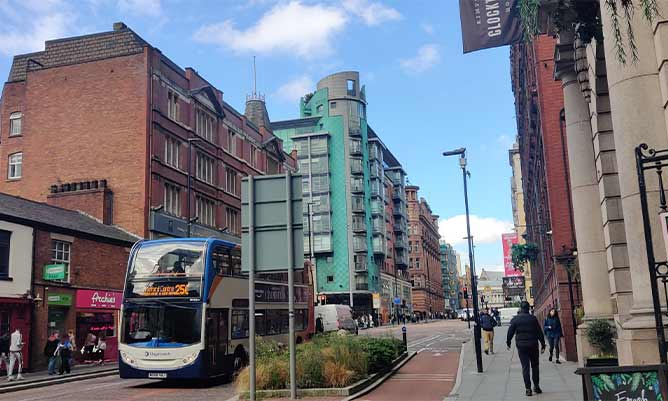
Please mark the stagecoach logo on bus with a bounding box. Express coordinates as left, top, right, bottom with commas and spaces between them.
144, 350, 172, 358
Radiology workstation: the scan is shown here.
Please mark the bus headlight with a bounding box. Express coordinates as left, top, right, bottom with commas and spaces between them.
182, 351, 199, 366
121, 351, 137, 367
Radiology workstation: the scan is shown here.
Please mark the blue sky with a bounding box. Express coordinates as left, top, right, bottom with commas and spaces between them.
0, 0, 517, 272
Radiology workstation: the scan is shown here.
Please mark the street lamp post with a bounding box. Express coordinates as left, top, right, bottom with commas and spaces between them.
187, 137, 204, 237
443, 147, 483, 373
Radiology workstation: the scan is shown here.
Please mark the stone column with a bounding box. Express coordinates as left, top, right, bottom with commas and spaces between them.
599, 0, 668, 365
556, 54, 614, 362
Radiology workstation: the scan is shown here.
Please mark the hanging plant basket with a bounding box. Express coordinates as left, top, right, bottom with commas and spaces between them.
511, 242, 539, 272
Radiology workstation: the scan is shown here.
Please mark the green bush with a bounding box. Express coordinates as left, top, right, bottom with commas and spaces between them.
235, 333, 404, 391
586, 319, 616, 357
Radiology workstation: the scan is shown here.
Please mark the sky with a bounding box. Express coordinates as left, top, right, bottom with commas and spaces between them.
0, 0, 517, 272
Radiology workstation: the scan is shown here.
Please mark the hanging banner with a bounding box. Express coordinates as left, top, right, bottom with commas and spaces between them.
502, 232, 522, 277
459, 0, 523, 53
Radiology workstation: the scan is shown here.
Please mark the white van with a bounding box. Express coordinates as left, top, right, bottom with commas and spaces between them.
499, 307, 520, 325
315, 304, 358, 334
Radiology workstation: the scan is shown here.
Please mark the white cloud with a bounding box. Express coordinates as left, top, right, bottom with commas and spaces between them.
274, 75, 314, 103
118, 0, 163, 17
421, 22, 434, 34
399, 44, 440, 74
193, 1, 347, 57
341, 0, 401, 26
497, 134, 515, 150
439, 215, 513, 247
0, 12, 72, 56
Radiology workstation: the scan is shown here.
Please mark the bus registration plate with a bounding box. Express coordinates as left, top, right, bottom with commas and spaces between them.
148, 372, 167, 379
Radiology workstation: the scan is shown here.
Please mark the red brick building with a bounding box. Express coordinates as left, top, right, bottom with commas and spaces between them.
0, 22, 295, 240
511, 35, 582, 361
0, 192, 138, 370
406, 185, 444, 317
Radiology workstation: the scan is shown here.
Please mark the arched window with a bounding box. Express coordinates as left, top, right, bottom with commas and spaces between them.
9, 112, 22, 136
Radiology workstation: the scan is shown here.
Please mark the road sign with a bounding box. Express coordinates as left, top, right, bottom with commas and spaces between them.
372, 293, 381, 309
241, 174, 304, 272
394, 297, 401, 305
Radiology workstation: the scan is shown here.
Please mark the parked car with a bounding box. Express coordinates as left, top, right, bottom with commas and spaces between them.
499, 307, 520, 325
458, 309, 473, 321
315, 304, 358, 334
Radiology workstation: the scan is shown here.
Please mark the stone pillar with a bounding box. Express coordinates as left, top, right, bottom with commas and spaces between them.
557, 62, 615, 362
599, 0, 668, 365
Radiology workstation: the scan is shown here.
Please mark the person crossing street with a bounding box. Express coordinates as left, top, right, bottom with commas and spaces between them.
506, 301, 546, 397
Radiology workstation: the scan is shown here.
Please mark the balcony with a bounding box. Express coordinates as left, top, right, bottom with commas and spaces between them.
392, 188, 406, 202
349, 127, 361, 137
351, 160, 363, 175
351, 182, 364, 194
355, 262, 368, 272
356, 283, 369, 291
393, 222, 407, 233
353, 240, 367, 252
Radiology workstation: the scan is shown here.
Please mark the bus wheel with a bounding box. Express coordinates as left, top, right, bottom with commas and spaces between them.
233, 347, 247, 373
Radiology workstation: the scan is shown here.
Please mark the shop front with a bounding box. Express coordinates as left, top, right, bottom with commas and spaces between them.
75, 289, 121, 363
0, 297, 32, 371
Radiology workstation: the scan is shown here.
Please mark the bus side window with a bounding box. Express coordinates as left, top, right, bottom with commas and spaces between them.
230, 248, 242, 276
231, 309, 249, 339
213, 245, 232, 276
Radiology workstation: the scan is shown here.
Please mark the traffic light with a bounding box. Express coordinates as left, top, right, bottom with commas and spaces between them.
463, 287, 469, 299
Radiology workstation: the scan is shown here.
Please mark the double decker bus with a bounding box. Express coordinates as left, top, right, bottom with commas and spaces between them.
119, 238, 313, 379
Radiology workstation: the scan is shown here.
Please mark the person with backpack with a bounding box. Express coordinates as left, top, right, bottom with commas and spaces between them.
56, 334, 73, 375
543, 308, 563, 364
507, 301, 546, 397
480, 308, 498, 354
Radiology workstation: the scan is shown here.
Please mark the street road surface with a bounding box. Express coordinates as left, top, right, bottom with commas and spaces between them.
2, 320, 469, 401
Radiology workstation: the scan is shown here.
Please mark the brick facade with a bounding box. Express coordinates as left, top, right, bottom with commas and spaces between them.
0, 23, 295, 240
511, 35, 582, 362
406, 185, 445, 317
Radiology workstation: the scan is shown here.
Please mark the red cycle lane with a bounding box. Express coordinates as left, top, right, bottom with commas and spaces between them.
359, 351, 460, 401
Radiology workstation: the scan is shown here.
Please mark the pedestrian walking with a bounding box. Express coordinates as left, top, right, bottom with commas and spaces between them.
7, 328, 24, 381
67, 329, 77, 368
543, 308, 563, 364
44, 331, 60, 375
492, 308, 501, 326
315, 314, 324, 334
83, 331, 96, 363
56, 334, 74, 375
480, 308, 497, 354
506, 301, 546, 397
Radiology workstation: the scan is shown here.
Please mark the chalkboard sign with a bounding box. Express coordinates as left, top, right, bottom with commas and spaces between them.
591, 371, 662, 401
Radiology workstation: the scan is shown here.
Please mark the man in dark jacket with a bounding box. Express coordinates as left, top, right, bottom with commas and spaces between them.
44, 331, 60, 375
506, 302, 546, 397
479, 308, 497, 354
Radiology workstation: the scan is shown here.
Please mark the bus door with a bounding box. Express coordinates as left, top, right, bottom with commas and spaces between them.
206, 309, 229, 375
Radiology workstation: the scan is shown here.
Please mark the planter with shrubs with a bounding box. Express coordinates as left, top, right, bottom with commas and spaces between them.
236, 333, 408, 397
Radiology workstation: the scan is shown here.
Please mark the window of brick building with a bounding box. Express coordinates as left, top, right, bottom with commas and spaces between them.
196, 152, 214, 184
229, 132, 237, 156
196, 196, 215, 226
8, 152, 22, 179
0, 230, 10, 278
164, 183, 181, 216
9, 112, 22, 136
52, 240, 71, 283
250, 145, 257, 168
225, 168, 238, 195
164, 136, 180, 168
195, 108, 214, 142
226, 207, 239, 234
167, 90, 180, 121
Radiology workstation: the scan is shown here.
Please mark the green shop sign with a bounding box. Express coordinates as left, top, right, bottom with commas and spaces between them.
43, 264, 66, 280
47, 294, 72, 306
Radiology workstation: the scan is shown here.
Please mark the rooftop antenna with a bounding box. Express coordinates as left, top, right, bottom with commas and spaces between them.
247, 56, 264, 102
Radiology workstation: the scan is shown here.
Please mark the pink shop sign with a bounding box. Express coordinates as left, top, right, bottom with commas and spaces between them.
76, 289, 122, 309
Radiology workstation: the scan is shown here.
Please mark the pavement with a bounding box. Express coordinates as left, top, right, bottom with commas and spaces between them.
449, 325, 584, 401
0, 361, 118, 393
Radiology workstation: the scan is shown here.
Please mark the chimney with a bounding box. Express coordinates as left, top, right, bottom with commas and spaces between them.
47, 180, 114, 224
113, 22, 127, 31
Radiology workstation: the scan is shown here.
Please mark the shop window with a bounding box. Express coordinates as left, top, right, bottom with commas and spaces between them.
51, 240, 71, 283
0, 230, 9, 278
0, 311, 8, 336
77, 312, 115, 343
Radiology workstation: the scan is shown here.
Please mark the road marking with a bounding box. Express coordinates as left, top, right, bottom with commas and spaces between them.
15, 380, 122, 401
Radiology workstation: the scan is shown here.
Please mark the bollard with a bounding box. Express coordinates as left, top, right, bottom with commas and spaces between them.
402, 325, 407, 349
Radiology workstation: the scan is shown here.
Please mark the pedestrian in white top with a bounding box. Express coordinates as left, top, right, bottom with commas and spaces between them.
7, 329, 23, 381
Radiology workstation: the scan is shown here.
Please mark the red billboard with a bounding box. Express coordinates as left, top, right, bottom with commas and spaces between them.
502, 232, 521, 277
